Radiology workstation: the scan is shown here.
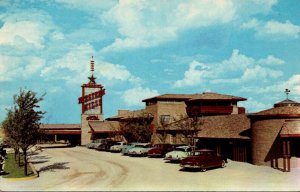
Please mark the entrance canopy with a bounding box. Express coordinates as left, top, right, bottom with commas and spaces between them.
280, 120, 300, 138
88, 121, 120, 133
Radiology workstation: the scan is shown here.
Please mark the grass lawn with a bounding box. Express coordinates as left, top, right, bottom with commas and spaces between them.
2, 153, 34, 178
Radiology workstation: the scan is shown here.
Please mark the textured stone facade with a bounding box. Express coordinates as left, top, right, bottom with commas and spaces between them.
251, 119, 285, 166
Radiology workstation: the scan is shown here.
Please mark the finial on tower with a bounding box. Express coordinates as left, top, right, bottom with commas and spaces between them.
285, 88, 291, 99
88, 56, 96, 84
90, 56, 95, 75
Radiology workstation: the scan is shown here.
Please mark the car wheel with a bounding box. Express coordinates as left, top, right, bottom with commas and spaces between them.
201, 168, 206, 172
221, 160, 226, 168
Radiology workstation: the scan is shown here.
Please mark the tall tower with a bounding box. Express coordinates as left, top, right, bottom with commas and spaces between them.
79, 57, 105, 145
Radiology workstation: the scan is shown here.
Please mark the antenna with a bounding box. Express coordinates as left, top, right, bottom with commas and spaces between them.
285, 88, 290, 99
90, 56, 94, 75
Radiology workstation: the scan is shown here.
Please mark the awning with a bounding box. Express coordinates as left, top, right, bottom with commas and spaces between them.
280, 120, 300, 137
44, 130, 81, 135
88, 121, 121, 133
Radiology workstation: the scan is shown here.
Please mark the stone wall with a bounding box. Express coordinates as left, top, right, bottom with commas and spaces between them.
251, 118, 285, 166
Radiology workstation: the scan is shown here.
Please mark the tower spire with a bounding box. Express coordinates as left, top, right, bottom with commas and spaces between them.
90, 56, 94, 75
88, 56, 96, 84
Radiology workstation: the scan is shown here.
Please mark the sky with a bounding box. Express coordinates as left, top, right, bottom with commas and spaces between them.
0, 0, 300, 124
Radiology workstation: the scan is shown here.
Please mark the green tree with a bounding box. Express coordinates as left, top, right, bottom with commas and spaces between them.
2, 89, 45, 175
122, 112, 153, 143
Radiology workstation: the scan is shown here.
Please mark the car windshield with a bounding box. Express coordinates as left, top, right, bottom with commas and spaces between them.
135, 145, 149, 148
194, 150, 214, 156
174, 148, 186, 152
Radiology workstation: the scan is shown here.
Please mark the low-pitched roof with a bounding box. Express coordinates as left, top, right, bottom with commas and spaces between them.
142, 92, 247, 102
188, 92, 247, 101
274, 99, 300, 107
158, 114, 250, 140
248, 106, 300, 118
197, 114, 250, 139
142, 94, 195, 102
106, 109, 151, 121
40, 124, 81, 130
280, 120, 300, 137
88, 121, 120, 133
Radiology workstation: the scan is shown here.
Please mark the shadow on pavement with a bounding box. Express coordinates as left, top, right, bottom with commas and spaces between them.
31, 160, 49, 164
38, 162, 70, 173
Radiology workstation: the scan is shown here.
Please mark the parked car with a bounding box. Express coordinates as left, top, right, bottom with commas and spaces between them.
86, 139, 104, 149
96, 139, 119, 151
110, 141, 127, 152
180, 149, 227, 172
128, 143, 152, 157
164, 145, 192, 162
147, 144, 173, 158
121, 142, 140, 155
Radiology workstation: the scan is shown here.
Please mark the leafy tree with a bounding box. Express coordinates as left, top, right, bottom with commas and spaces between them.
2, 89, 45, 175
122, 112, 153, 143
2, 109, 22, 165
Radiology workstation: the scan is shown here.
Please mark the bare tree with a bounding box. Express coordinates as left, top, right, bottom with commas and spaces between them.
157, 115, 171, 144
172, 113, 203, 151
122, 112, 153, 143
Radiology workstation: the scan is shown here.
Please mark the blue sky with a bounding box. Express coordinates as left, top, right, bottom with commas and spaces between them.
0, 0, 300, 124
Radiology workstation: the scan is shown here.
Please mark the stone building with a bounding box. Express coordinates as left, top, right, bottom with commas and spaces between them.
248, 97, 300, 172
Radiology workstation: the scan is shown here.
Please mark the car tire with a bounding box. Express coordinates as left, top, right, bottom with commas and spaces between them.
221, 160, 226, 168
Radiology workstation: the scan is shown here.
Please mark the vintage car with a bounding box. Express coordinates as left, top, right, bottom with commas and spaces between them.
86, 139, 105, 149
96, 139, 119, 151
147, 144, 173, 158
180, 149, 227, 171
121, 142, 140, 155
110, 141, 127, 152
164, 145, 192, 162
128, 143, 152, 157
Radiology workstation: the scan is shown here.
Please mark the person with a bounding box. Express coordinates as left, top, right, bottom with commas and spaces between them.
0, 154, 4, 174
0, 146, 6, 159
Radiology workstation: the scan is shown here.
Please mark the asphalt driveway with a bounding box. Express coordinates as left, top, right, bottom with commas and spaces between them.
1, 146, 300, 191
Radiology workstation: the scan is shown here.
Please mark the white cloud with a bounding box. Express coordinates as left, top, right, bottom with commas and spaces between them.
240, 74, 300, 96
0, 21, 49, 49
101, 0, 236, 52
122, 87, 159, 106
0, 9, 55, 49
222, 49, 254, 71
234, 0, 277, 16
240, 97, 272, 113
242, 19, 300, 40
173, 60, 211, 88
40, 43, 95, 83
174, 49, 284, 87
99, 63, 141, 84
0, 55, 45, 81
258, 55, 285, 65
41, 43, 141, 86
241, 65, 283, 81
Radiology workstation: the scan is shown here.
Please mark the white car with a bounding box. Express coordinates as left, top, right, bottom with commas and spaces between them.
164, 146, 192, 162
110, 142, 127, 152
128, 143, 152, 156
86, 139, 104, 149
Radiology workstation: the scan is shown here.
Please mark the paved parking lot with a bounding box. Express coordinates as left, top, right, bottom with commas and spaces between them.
1, 146, 300, 191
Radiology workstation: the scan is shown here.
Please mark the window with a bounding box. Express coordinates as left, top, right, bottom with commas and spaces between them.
160, 115, 171, 124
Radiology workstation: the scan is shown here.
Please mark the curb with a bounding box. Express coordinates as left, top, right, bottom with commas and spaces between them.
2, 162, 39, 181
29, 162, 39, 177
4, 174, 38, 181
